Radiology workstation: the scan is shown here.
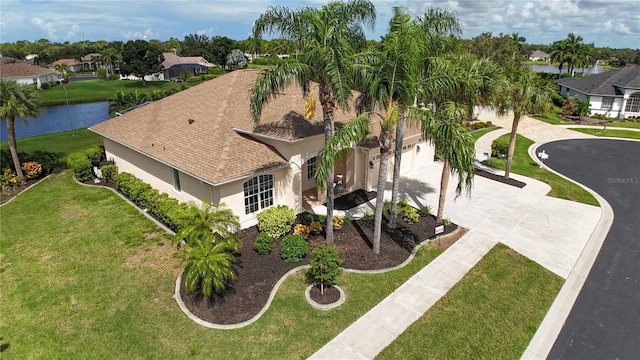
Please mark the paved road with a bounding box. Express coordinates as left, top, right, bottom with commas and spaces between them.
538, 139, 640, 359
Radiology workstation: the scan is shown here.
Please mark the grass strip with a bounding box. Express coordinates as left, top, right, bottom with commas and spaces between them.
569, 127, 640, 139
470, 126, 501, 142
0, 172, 444, 359
377, 244, 563, 360
488, 134, 599, 206
0, 128, 103, 167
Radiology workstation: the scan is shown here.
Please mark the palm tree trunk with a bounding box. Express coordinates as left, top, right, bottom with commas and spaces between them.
436, 158, 450, 223
320, 83, 336, 245
504, 114, 520, 179
6, 117, 24, 179
388, 114, 405, 228
373, 148, 391, 254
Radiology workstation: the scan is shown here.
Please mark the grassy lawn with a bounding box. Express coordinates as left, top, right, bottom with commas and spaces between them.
470, 126, 501, 142
0, 128, 103, 167
38, 80, 200, 106
488, 134, 599, 206
532, 113, 568, 125
606, 121, 640, 129
0, 172, 445, 359
377, 244, 563, 359
569, 128, 640, 139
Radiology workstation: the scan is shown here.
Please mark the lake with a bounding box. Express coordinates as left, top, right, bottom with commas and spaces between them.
530, 64, 609, 75
0, 101, 110, 141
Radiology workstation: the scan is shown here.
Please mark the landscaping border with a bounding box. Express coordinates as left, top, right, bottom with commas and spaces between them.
0, 174, 52, 207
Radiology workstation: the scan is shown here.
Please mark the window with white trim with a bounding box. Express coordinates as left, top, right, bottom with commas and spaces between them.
601, 97, 614, 109
307, 156, 317, 180
172, 168, 181, 192
243, 174, 274, 214
625, 93, 640, 113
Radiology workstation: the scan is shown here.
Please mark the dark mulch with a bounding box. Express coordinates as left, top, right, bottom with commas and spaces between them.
309, 284, 341, 304
475, 168, 526, 188
180, 210, 461, 325
329, 189, 378, 210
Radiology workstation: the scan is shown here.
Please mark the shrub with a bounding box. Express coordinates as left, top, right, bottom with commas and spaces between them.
21, 161, 42, 180
253, 232, 274, 255
362, 210, 375, 220
402, 206, 420, 224
307, 245, 343, 295
100, 164, 118, 183
112, 171, 151, 207
83, 145, 105, 166
309, 220, 323, 235
398, 199, 409, 208
29, 151, 58, 173
383, 200, 392, 213
96, 67, 107, 80
293, 224, 311, 239
332, 215, 344, 231
67, 151, 92, 181
491, 138, 510, 158
40, 82, 50, 90
280, 234, 308, 263
443, 218, 452, 226
0, 168, 22, 191
420, 204, 432, 216
256, 205, 296, 239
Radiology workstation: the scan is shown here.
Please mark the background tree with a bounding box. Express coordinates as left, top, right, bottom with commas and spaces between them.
226, 49, 248, 69
250, 0, 376, 245
120, 40, 164, 85
98, 47, 122, 77
54, 63, 72, 79
0, 81, 39, 179
497, 68, 554, 179
210, 36, 236, 66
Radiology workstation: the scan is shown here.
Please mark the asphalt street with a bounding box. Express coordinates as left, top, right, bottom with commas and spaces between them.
538, 139, 640, 360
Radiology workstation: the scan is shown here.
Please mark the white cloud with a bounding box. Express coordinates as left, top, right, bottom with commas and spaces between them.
615, 23, 633, 35
30, 17, 58, 38
122, 29, 159, 41
65, 24, 80, 41
492, 14, 503, 23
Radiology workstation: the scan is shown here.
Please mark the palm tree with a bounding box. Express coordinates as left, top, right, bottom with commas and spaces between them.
421, 102, 475, 223
550, 40, 569, 78
497, 68, 555, 179
389, 7, 461, 226
54, 63, 72, 79
175, 201, 242, 297
0, 80, 39, 179
564, 32, 584, 76
250, 0, 376, 245
174, 201, 241, 248
99, 47, 122, 77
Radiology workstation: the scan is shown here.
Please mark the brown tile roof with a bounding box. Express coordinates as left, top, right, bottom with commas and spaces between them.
51, 58, 81, 66
162, 52, 216, 69
91, 69, 420, 185
0, 61, 58, 78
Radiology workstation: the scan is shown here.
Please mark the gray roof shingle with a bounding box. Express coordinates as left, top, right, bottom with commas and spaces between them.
555, 67, 640, 96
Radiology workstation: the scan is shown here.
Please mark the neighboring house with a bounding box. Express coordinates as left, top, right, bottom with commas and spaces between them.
161, 52, 215, 80
528, 50, 551, 62
50, 58, 83, 73
0, 59, 59, 88
555, 67, 640, 119
90, 69, 434, 229
81, 53, 101, 71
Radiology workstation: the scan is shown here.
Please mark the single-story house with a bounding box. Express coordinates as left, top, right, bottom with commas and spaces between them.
0, 59, 59, 89
528, 50, 551, 62
90, 69, 434, 229
555, 66, 640, 119
161, 52, 215, 80
50, 58, 84, 73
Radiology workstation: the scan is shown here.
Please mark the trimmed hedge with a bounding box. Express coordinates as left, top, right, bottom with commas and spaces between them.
256, 205, 296, 239
491, 138, 510, 158
280, 234, 308, 263
67, 152, 92, 182
253, 232, 274, 255
100, 164, 118, 183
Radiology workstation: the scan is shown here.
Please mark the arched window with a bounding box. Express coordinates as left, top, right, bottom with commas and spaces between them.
243, 174, 274, 214
625, 93, 640, 113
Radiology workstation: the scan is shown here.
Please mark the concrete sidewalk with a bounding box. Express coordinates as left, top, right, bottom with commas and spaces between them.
310, 112, 608, 360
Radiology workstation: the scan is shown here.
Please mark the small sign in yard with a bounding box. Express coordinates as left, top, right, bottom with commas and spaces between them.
435, 225, 445, 235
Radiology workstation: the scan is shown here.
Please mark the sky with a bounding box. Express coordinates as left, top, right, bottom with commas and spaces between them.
1, 0, 638, 49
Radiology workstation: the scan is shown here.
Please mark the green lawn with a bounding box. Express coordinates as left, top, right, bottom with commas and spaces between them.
377, 244, 563, 359
569, 128, 640, 139
0, 128, 103, 167
606, 121, 640, 129
38, 80, 199, 106
488, 134, 599, 206
0, 172, 446, 359
532, 113, 568, 125
470, 126, 501, 142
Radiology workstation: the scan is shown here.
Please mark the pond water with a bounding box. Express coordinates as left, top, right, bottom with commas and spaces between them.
530, 64, 609, 75
0, 101, 110, 141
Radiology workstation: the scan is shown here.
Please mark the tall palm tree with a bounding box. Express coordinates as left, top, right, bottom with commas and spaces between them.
564, 32, 584, 76
175, 201, 241, 297
389, 7, 461, 226
99, 47, 122, 77
550, 40, 569, 78
421, 102, 475, 223
54, 63, 72, 79
497, 68, 555, 179
249, 0, 376, 245
0, 80, 39, 179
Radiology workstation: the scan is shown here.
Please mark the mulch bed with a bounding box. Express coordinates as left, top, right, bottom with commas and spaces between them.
309, 284, 341, 304
329, 189, 377, 210
180, 210, 462, 325
475, 168, 526, 188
